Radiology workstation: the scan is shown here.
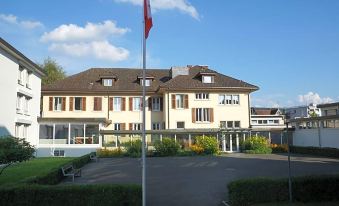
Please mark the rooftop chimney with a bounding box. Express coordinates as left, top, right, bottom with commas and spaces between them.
170, 66, 189, 78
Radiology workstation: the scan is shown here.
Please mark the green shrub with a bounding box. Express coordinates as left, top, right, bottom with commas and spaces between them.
228, 174, 339, 206
195, 136, 219, 155
124, 140, 142, 157
290, 146, 339, 158
271, 144, 288, 153
154, 138, 180, 156
0, 184, 141, 206
241, 136, 272, 154
97, 148, 124, 157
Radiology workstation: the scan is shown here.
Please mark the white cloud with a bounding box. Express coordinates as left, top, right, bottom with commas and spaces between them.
41, 20, 129, 42
116, 0, 199, 20
49, 41, 129, 62
0, 14, 43, 29
298, 92, 333, 105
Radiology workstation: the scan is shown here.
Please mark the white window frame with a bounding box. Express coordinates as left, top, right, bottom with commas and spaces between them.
26, 72, 31, 88
74, 97, 83, 111
114, 97, 122, 111
114, 123, 121, 131
133, 97, 141, 111
234, 121, 240, 128
141, 79, 151, 86
16, 95, 22, 113
218, 95, 225, 105
177, 121, 185, 129
196, 108, 211, 122
219, 94, 240, 105
152, 97, 160, 111
202, 75, 213, 83
24, 97, 29, 114
196, 93, 209, 100
103, 79, 113, 86
227, 121, 233, 128
176, 94, 184, 109
54, 97, 62, 111
133, 123, 142, 131
152, 122, 161, 130
220, 121, 226, 128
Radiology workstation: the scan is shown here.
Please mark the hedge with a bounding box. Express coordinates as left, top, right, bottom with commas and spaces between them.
228, 174, 339, 206
290, 146, 339, 158
0, 184, 141, 206
25, 154, 91, 185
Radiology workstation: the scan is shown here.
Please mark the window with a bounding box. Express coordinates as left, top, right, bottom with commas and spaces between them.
176, 95, 184, 109
114, 97, 122, 111
226, 95, 232, 104
18, 68, 24, 84
196, 93, 209, 100
220, 121, 226, 128
274, 120, 279, 124
177, 121, 185, 129
152, 122, 161, 130
219, 94, 240, 105
218, 95, 225, 105
74, 97, 83, 111
26, 72, 31, 88
133, 123, 142, 131
133, 97, 141, 111
114, 123, 121, 131
234, 121, 240, 128
202, 75, 214, 83
268, 120, 274, 124
16, 95, 22, 113
102, 79, 112, 86
141, 79, 151, 86
86, 124, 99, 144
53, 150, 65, 157
263, 120, 268, 124
232, 95, 239, 105
70, 124, 83, 144
15, 124, 21, 138
23, 97, 29, 114
227, 121, 233, 128
251, 120, 257, 124
54, 97, 62, 111
258, 120, 263, 124
196, 108, 211, 122
152, 97, 160, 111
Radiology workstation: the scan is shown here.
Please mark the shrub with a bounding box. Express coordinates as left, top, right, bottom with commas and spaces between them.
195, 136, 219, 155
154, 138, 180, 156
290, 146, 339, 158
241, 136, 272, 154
190, 145, 204, 155
228, 174, 339, 206
0, 184, 141, 206
124, 140, 142, 157
97, 148, 124, 158
271, 144, 288, 153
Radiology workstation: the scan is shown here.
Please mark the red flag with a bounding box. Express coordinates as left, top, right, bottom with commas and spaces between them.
144, 0, 153, 39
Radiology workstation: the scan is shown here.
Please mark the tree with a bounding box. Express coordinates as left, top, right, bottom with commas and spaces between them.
0, 136, 35, 175
40, 57, 66, 85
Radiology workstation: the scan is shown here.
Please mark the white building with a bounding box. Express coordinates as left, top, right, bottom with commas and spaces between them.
285, 104, 321, 119
0, 38, 45, 145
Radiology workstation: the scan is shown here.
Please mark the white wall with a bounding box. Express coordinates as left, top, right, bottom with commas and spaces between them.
293, 128, 339, 148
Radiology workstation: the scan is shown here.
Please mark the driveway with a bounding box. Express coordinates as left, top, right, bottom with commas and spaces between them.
64, 154, 339, 206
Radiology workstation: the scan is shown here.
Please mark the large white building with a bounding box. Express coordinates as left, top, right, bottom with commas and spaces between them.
0, 38, 45, 145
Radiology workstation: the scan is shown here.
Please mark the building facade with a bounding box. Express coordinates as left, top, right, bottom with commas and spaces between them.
39, 66, 258, 156
285, 104, 321, 120
0, 38, 45, 145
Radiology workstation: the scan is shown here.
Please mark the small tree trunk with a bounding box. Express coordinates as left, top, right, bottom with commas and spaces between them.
0, 163, 12, 176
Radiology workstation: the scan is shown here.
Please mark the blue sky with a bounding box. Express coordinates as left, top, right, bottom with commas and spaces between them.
1, 0, 339, 107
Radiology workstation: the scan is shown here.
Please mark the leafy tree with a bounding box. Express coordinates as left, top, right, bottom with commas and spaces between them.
0, 136, 35, 175
40, 57, 66, 85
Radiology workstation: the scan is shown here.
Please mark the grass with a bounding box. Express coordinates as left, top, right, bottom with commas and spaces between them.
0, 157, 74, 186
254, 201, 339, 206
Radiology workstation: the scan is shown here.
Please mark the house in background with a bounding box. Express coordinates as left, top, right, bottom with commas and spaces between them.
318, 102, 339, 117
250, 107, 285, 144
0, 37, 45, 145
39, 65, 258, 156
285, 104, 321, 120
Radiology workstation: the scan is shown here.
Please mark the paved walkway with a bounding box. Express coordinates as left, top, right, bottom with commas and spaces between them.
63, 154, 339, 206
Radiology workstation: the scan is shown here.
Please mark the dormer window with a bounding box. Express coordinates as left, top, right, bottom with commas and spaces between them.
102, 79, 113, 86
137, 75, 154, 87
141, 79, 151, 87
202, 75, 214, 83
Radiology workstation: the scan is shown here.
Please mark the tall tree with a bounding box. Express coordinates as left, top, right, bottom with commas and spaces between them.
40, 57, 66, 85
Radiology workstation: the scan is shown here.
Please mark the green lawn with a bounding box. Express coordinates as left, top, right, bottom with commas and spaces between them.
0, 157, 74, 185
254, 201, 339, 206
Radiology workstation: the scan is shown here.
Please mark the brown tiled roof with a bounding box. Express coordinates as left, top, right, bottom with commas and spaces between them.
251, 108, 280, 115
42, 66, 258, 93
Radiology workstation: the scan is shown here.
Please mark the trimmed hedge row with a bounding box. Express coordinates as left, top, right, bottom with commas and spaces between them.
290, 146, 339, 158
228, 174, 339, 206
0, 184, 141, 206
25, 154, 91, 185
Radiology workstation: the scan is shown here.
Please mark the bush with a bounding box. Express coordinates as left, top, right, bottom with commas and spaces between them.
124, 140, 142, 157
195, 136, 219, 155
154, 138, 180, 156
26, 154, 91, 185
241, 136, 272, 154
190, 145, 204, 155
271, 144, 288, 153
228, 174, 339, 206
0, 184, 141, 206
290, 146, 339, 158
97, 148, 124, 158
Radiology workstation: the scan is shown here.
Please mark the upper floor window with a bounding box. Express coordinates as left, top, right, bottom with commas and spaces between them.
176, 94, 184, 109
152, 122, 161, 130
16, 95, 22, 113
141, 79, 151, 87
219, 94, 240, 105
102, 79, 113, 86
18, 67, 24, 85
54, 97, 62, 111
26, 72, 32, 89
133, 97, 141, 111
114, 97, 122, 111
74, 97, 83, 111
114, 123, 121, 131
195, 108, 212, 122
152, 97, 161, 111
196, 93, 209, 100
131, 123, 142, 131
202, 75, 214, 83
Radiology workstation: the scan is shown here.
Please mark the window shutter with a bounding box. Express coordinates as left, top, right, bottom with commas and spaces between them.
129, 123, 133, 130
148, 97, 152, 111
96, 97, 102, 111
94, 97, 98, 111
49, 97, 53, 111
184, 95, 189, 109
69, 97, 74, 111
192, 108, 196, 123
109, 97, 113, 111
160, 97, 163, 111
82, 97, 86, 111
210, 108, 214, 123
62, 97, 66, 111
121, 123, 126, 131
121, 97, 126, 111
171, 94, 176, 109
129, 97, 133, 111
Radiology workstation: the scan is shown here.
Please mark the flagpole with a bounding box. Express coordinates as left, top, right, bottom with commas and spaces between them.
142, 2, 147, 206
